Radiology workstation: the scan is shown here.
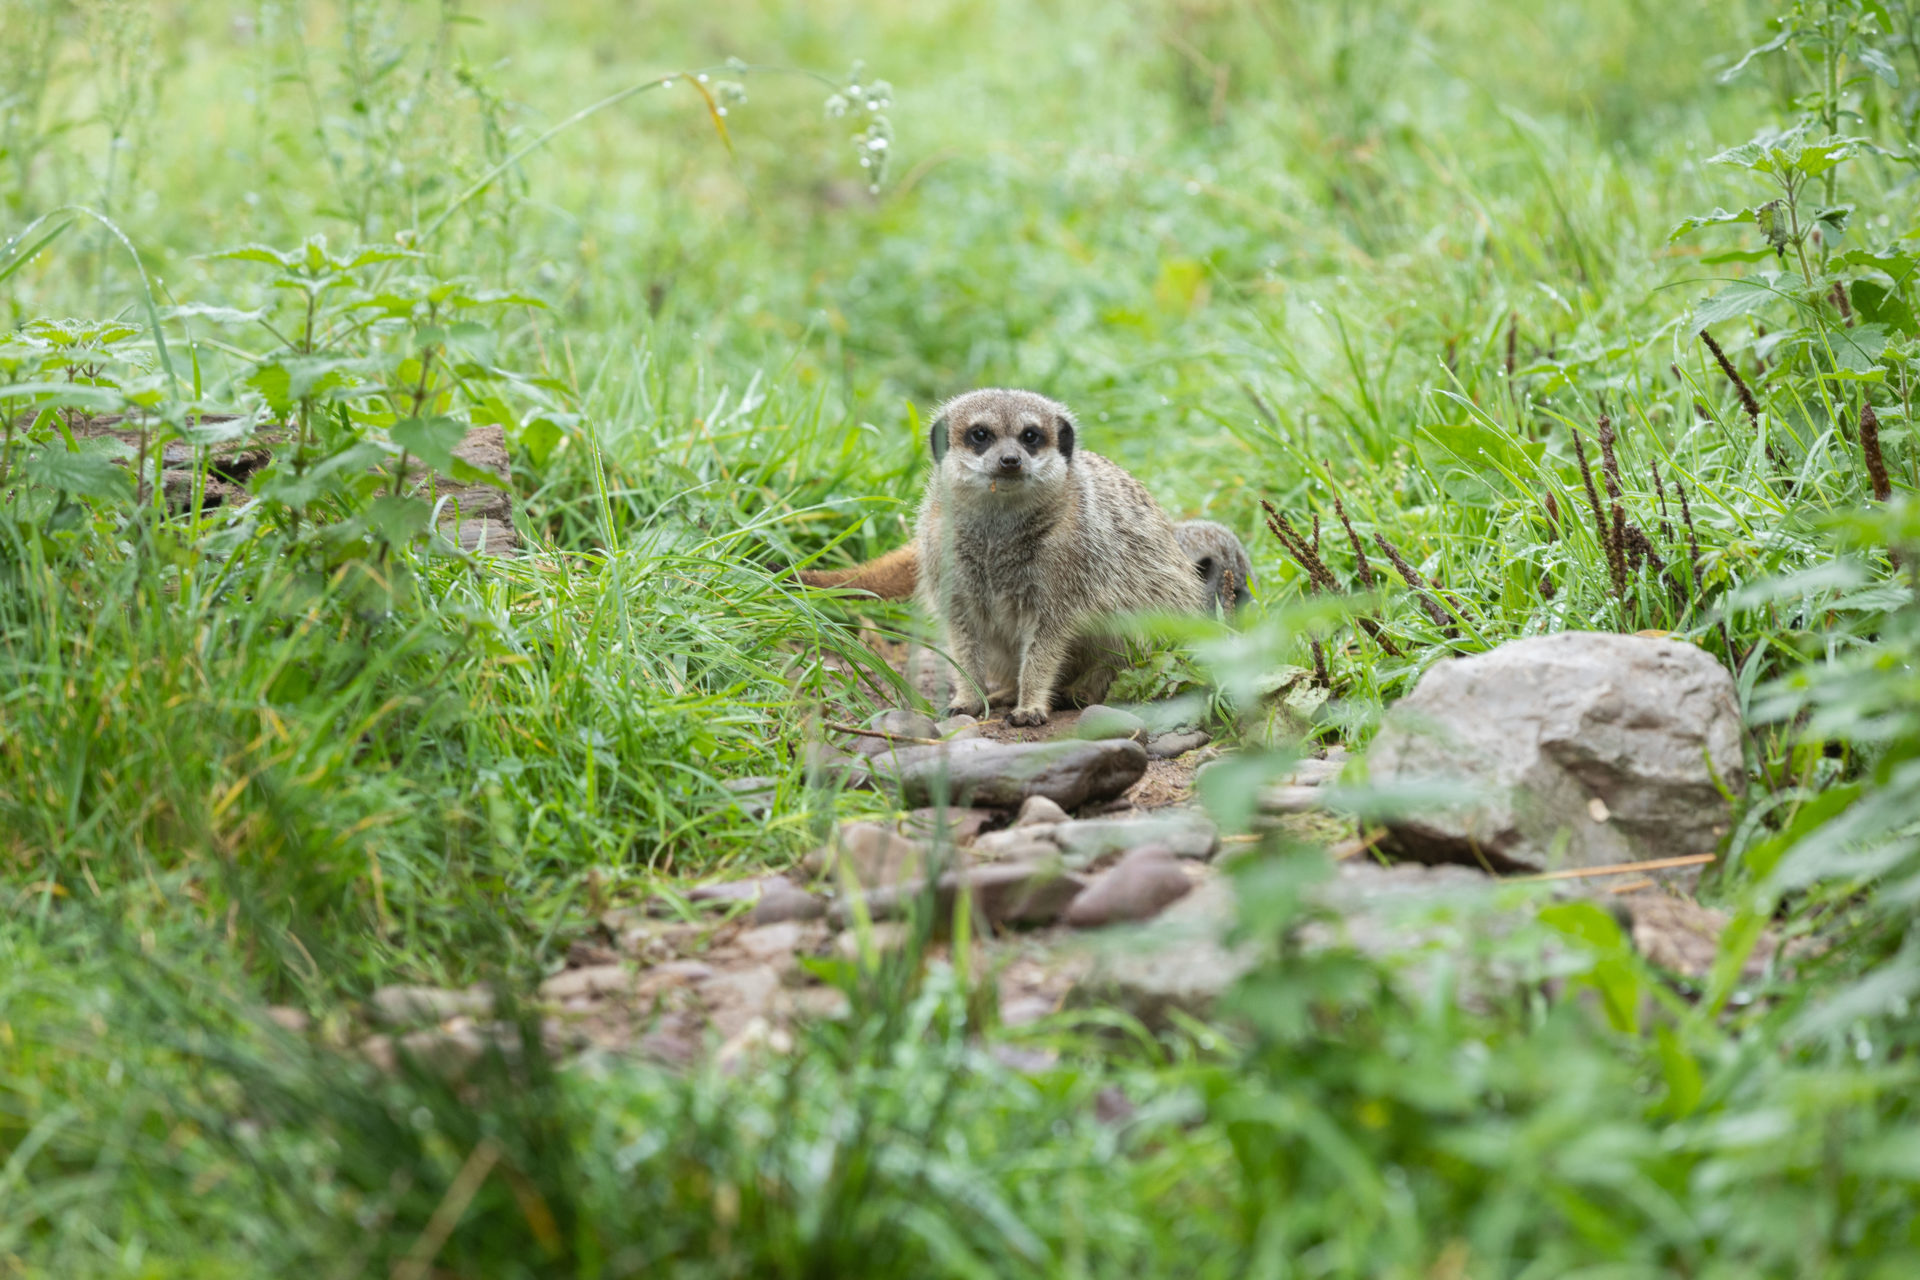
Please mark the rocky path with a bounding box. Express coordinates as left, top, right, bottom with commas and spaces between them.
334, 630, 1787, 1078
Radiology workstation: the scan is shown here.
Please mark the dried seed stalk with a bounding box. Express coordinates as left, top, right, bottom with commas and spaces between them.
1676, 479, 1703, 593
1505, 313, 1517, 379
1571, 428, 1618, 588
1700, 329, 1760, 426
1373, 533, 1456, 634
1596, 415, 1622, 502
1860, 402, 1892, 502
1651, 462, 1673, 543
1261, 500, 1341, 593
1831, 282, 1854, 327
1607, 502, 1629, 596
1327, 482, 1376, 590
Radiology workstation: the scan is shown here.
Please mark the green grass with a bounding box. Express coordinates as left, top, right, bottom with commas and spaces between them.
5, 0, 1920, 1273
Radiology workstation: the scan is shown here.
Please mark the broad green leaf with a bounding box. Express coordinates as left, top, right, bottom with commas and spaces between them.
1858, 47, 1899, 87
22, 444, 132, 500
162, 303, 267, 325
1851, 280, 1917, 336
364, 494, 431, 543
1422, 421, 1546, 476
1692, 278, 1786, 331
206, 244, 298, 268
1669, 207, 1755, 242
518, 414, 565, 467
1828, 323, 1890, 374
389, 414, 467, 474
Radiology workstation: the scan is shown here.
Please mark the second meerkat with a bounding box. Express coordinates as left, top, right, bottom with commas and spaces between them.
916, 388, 1205, 726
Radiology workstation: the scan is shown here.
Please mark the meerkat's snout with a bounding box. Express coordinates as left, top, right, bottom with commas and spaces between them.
995, 450, 1024, 475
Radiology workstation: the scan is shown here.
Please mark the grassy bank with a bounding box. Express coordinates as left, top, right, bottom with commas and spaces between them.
5, 0, 1920, 1273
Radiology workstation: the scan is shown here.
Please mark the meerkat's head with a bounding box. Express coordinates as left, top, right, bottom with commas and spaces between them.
928, 388, 1075, 502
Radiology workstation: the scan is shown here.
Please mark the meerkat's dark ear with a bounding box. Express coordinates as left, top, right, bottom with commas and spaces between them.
928, 413, 949, 463
1194, 555, 1215, 579
1055, 415, 1075, 461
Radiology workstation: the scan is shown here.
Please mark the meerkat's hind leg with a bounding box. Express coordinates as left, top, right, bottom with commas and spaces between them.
1053, 633, 1126, 709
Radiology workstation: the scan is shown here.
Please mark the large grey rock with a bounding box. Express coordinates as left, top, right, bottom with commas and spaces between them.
1366, 632, 1743, 873
869, 738, 1148, 810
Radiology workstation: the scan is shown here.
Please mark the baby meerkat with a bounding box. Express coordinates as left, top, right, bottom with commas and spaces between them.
1174, 518, 1255, 615
915, 389, 1206, 726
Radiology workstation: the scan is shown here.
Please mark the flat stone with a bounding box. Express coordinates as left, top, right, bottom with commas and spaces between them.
1367, 631, 1744, 873
816, 821, 938, 888
265, 1006, 310, 1034
803, 743, 873, 790
749, 881, 826, 924
872, 738, 1149, 810
733, 922, 809, 962
1053, 812, 1218, 865
1075, 704, 1148, 742
539, 959, 713, 1003
835, 861, 1088, 928
689, 875, 791, 905
1076, 877, 1252, 1028
1620, 892, 1778, 982
1064, 847, 1194, 927
897, 806, 999, 845
1147, 729, 1211, 759
697, 966, 783, 1038
368, 984, 493, 1027
848, 709, 940, 757
1016, 795, 1070, 827
721, 775, 778, 819
1284, 757, 1344, 787
935, 714, 981, 738
835, 921, 913, 960
1257, 785, 1327, 815
967, 828, 1065, 863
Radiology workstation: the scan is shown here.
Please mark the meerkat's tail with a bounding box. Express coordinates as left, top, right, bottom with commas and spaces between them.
794, 543, 921, 598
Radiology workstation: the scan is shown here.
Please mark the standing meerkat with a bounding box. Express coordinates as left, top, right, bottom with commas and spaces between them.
914, 388, 1206, 726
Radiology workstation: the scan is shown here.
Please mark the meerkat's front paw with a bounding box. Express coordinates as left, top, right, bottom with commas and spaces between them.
945, 695, 985, 719
1008, 704, 1051, 728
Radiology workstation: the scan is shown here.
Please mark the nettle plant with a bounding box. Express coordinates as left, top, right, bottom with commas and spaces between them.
1677, 2, 1919, 494
3, 231, 571, 597
202, 235, 556, 576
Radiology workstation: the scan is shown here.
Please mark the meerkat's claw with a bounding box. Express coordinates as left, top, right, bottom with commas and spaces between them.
1007, 705, 1051, 727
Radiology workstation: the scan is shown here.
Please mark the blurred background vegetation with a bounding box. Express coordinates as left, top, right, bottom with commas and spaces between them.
6, 0, 1920, 1274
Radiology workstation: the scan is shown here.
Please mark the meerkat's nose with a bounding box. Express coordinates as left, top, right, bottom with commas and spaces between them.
996, 452, 1023, 473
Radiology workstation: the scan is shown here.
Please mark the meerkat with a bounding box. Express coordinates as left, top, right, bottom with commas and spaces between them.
1174, 519, 1255, 615
801, 519, 1254, 614
904, 388, 1207, 726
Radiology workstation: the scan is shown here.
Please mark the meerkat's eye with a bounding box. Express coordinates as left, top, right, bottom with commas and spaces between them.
1019, 426, 1041, 446
968, 425, 992, 445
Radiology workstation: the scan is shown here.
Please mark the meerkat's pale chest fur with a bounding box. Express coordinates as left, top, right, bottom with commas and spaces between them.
915, 389, 1206, 726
